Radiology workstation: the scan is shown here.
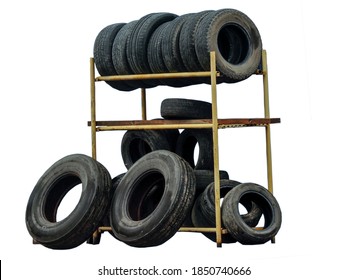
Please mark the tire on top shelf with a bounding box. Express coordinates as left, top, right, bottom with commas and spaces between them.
195, 8, 262, 82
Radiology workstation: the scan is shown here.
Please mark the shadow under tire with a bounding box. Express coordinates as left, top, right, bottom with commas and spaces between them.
109, 150, 196, 247
25, 154, 112, 249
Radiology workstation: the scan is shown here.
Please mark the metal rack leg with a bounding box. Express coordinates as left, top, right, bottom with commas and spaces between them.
262, 50, 273, 194
141, 88, 147, 120
89, 57, 102, 244
262, 50, 275, 243
90, 57, 97, 160
210, 52, 222, 247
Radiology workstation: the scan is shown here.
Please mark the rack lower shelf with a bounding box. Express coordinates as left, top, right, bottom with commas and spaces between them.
88, 118, 280, 131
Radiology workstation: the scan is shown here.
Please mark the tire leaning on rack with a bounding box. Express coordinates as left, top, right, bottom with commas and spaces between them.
87, 172, 126, 244
193, 169, 229, 196
175, 128, 214, 170
25, 154, 112, 249
121, 129, 174, 169
191, 179, 262, 243
109, 150, 196, 247
222, 183, 282, 244
195, 8, 262, 82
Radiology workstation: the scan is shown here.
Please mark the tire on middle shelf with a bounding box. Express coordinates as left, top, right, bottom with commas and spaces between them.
161, 98, 212, 120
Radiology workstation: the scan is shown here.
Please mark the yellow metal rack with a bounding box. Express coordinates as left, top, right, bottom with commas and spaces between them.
88, 50, 280, 247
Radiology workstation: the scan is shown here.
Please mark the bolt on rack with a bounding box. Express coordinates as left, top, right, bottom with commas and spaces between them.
88, 50, 280, 247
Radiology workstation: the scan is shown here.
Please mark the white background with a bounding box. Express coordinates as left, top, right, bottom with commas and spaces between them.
1, 0, 346, 279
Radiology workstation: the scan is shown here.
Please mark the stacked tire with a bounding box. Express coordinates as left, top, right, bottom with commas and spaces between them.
25, 8, 282, 249
93, 8, 262, 91
25, 97, 281, 249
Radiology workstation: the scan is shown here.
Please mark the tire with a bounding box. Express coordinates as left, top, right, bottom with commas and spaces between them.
112, 20, 148, 89
86, 172, 126, 244
93, 23, 136, 91
175, 128, 213, 170
179, 11, 212, 72
127, 12, 177, 75
181, 169, 229, 227
99, 172, 126, 229
222, 183, 282, 244
191, 179, 262, 243
109, 150, 196, 247
161, 13, 198, 87
194, 169, 229, 195
25, 154, 112, 249
161, 98, 212, 120
195, 9, 262, 82
147, 21, 171, 76
121, 129, 173, 169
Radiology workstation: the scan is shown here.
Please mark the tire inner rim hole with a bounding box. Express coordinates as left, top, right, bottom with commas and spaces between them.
238, 193, 272, 229
129, 138, 152, 163
182, 136, 199, 168
217, 24, 250, 65
44, 175, 82, 223
128, 172, 165, 221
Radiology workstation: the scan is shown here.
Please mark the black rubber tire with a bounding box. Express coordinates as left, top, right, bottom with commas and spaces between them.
175, 128, 213, 170
193, 169, 229, 196
111, 20, 147, 89
121, 129, 173, 169
100, 172, 126, 229
191, 179, 262, 243
25, 154, 112, 249
127, 12, 177, 75
179, 11, 212, 72
161, 98, 212, 120
222, 183, 282, 244
160, 13, 198, 87
109, 150, 196, 247
195, 8, 262, 82
93, 23, 136, 91
147, 21, 171, 76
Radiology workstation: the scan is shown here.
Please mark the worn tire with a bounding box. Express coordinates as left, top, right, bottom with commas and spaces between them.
121, 129, 173, 169
191, 179, 262, 243
179, 11, 212, 72
161, 98, 212, 120
109, 150, 196, 247
195, 9, 262, 82
222, 183, 282, 244
147, 21, 171, 76
93, 23, 136, 91
127, 12, 177, 75
111, 20, 148, 89
194, 169, 229, 195
161, 14, 198, 87
25, 154, 112, 249
175, 128, 213, 170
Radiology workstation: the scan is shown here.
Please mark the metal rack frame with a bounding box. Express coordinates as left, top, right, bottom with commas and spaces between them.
89, 50, 279, 247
